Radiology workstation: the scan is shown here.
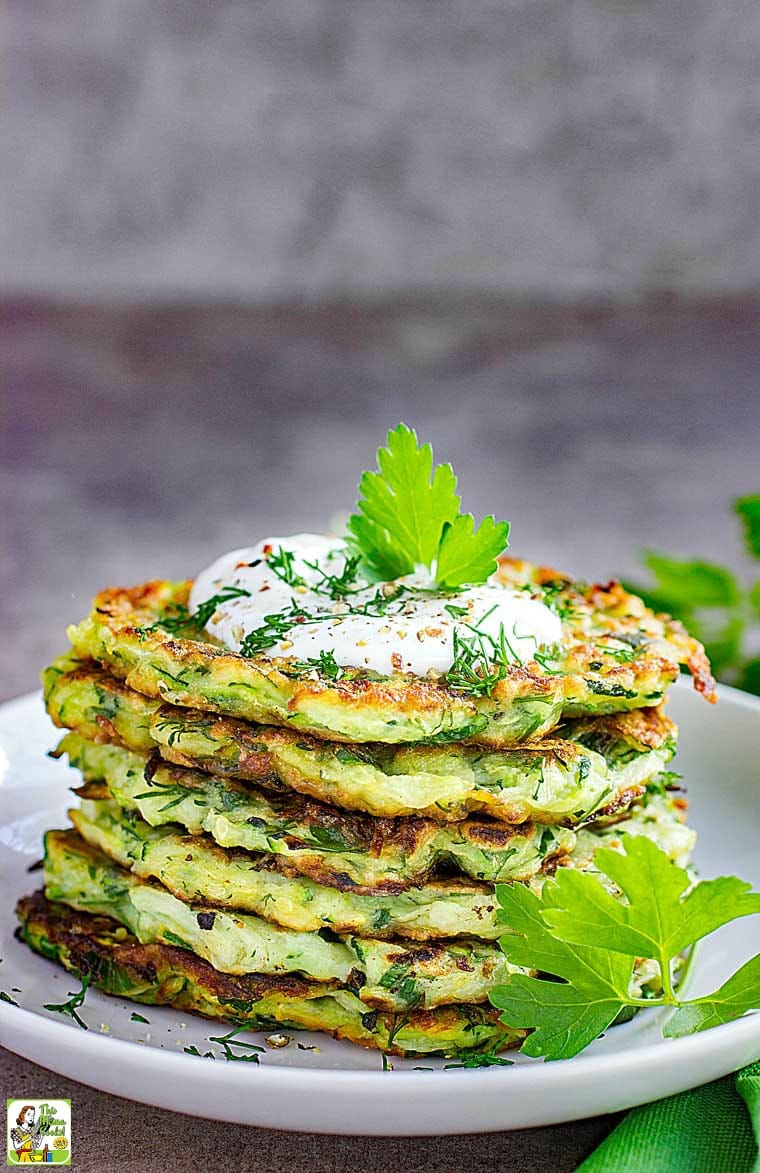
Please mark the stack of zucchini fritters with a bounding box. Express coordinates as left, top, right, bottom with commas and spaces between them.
18, 559, 714, 1058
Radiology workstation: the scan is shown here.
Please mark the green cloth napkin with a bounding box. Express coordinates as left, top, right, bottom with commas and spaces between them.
578, 1061, 760, 1172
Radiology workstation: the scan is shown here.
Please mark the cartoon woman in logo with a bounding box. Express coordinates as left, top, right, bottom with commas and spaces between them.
9, 1105, 45, 1163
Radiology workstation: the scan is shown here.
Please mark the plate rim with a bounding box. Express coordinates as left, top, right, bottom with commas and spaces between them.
3, 990, 760, 1087
3, 996, 760, 1134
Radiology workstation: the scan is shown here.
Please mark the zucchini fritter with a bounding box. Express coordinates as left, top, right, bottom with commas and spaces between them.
64, 559, 714, 747
66, 790, 694, 942
44, 656, 676, 824
16, 892, 522, 1057
58, 732, 576, 893
69, 797, 506, 940
42, 831, 517, 1011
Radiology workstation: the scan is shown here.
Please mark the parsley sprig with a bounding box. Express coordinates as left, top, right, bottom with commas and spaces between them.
626, 493, 760, 694
490, 835, 760, 1060
154, 427, 513, 663
347, 423, 510, 588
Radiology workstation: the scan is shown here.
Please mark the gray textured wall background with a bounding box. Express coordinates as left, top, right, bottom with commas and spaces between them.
5, 0, 760, 302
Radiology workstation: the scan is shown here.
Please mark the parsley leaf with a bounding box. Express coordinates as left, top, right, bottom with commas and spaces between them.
490, 836, 760, 1060
542, 836, 760, 972
664, 955, 760, 1037
490, 883, 633, 1059
346, 514, 411, 582
436, 514, 511, 590
625, 492, 760, 694
640, 551, 740, 609
347, 424, 509, 586
735, 494, 760, 559
348, 423, 461, 578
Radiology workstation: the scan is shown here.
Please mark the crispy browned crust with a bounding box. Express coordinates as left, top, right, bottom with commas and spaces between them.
50, 655, 678, 761
499, 705, 677, 760
70, 768, 533, 898
67, 802, 501, 926
16, 890, 323, 1003
687, 642, 719, 702
597, 706, 678, 748
590, 786, 649, 822
96, 578, 476, 717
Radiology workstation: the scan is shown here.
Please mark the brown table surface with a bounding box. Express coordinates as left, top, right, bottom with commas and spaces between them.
2, 296, 759, 1170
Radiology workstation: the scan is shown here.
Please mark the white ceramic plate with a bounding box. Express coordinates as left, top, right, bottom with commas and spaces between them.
1, 683, 759, 1135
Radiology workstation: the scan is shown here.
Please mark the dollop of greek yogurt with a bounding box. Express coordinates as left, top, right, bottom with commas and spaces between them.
189, 534, 562, 676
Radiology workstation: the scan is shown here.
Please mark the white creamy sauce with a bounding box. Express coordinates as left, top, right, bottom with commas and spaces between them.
189, 533, 562, 676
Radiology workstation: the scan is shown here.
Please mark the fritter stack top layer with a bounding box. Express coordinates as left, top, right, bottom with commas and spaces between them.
64, 558, 714, 747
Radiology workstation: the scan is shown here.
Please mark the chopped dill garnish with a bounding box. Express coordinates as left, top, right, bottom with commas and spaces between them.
385, 1012, 410, 1052
533, 644, 565, 675
593, 641, 644, 664
131, 774, 200, 813
531, 763, 546, 801
267, 544, 362, 599
303, 551, 363, 598
138, 603, 192, 636
142, 586, 251, 636
445, 607, 520, 696
239, 586, 409, 659
539, 580, 580, 623
44, 975, 90, 1030
444, 1050, 513, 1069
207, 1023, 266, 1062
193, 586, 252, 628
239, 600, 323, 657
290, 649, 345, 680
266, 546, 305, 588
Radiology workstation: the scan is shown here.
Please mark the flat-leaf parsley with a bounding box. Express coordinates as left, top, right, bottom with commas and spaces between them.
347, 424, 509, 588
490, 835, 760, 1059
